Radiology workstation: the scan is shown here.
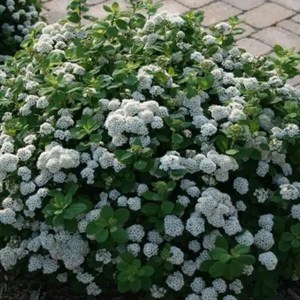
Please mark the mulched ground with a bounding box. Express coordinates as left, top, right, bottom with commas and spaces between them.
1, 272, 300, 300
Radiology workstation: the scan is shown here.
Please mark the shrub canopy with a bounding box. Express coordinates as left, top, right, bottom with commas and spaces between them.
0, 1, 300, 299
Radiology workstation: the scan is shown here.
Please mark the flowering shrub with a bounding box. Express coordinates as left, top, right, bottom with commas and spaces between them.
0, 1, 300, 299
0, 0, 40, 58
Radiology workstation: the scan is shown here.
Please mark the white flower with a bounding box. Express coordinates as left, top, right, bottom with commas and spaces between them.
212, 278, 227, 293
191, 277, 206, 293
258, 251, 278, 270
199, 158, 217, 174
235, 231, 254, 246
126, 224, 145, 242
186, 215, 205, 236
150, 285, 166, 299
280, 183, 299, 200
258, 214, 274, 231
291, 204, 300, 221
86, 282, 102, 296
201, 123, 217, 137
229, 279, 243, 294
164, 215, 184, 237
166, 271, 184, 291
201, 287, 218, 300
143, 243, 158, 258
167, 246, 184, 265
254, 229, 274, 251
233, 177, 249, 195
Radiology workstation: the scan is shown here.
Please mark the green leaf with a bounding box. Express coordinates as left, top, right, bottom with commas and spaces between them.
172, 133, 184, 144
223, 260, 244, 280
115, 150, 134, 164
215, 135, 229, 152
101, 206, 114, 220
52, 214, 64, 226
198, 75, 214, 90
106, 26, 119, 38
274, 44, 285, 57
215, 236, 229, 250
167, 181, 176, 192
134, 160, 148, 171
42, 204, 56, 217
233, 244, 250, 254
249, 120, 260, 133
226, 149, 239, 155
278, 239, 291, 252
120, 251, 135, 263
115, 208, 130, 225
200, 259, 214, 272
161, 201, 174, 214
68, 11, 80, 23
111, 227, 128, 244
117, 271, 128, 282
118, 280, 129, 293
237, 254, 255, 265
142, 203, 159, 216
67, 183, 79, 196
123, 74, 138, 86
64, 203, 87, 219
282, 232, 294, 241
292, 239, 300, 248
95, 229, 109, 243
129, 278, 142, 292
112, 2, 120, 11
116, 19, 128, 30
141, 277, 152, 290
64, 219, 78, 233
210, 247, 229, 260
103, 5, 112, 12
209, 261, 225, 277
291, 224, 300, 235
142, 191, 161, 201
140, 266, 155, 276
219, 254, 231, 263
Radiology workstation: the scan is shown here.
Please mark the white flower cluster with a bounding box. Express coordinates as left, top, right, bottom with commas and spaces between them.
37, 144, 80, 174
33, 23, 79, 54
258, 251, 278, 270
0, 0, 39, 57
104, 99, 167, 146
196, 188, 240, 234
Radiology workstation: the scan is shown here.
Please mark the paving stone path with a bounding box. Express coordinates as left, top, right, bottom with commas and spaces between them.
41, 0, 300, 88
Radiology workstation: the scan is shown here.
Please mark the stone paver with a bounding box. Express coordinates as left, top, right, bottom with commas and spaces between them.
253, 27, 300, 51
237, 38, 272, 56
223, 0, 264, 11
157, 0, 188, 13
271, 0, 300, 12
292, 14, 300, 23
235, 23, 256, 40
178, 0, 213, 9
287, 75, 300, 87
200, 1, 241, 26
241, 3, 295, 29
42, 0, 300, 75
278, 20, 300, 35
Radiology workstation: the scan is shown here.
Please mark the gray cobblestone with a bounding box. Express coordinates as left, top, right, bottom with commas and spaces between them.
253, 26, 300, 51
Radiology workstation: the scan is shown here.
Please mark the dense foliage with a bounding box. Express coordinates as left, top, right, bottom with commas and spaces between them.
0, 1, 300, 299
0, 0, 40, 58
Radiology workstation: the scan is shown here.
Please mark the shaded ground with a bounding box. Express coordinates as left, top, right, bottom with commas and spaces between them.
1, 272, 300, 300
